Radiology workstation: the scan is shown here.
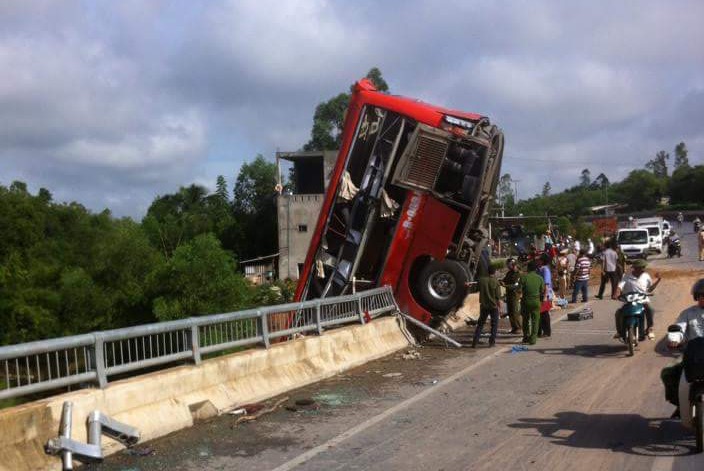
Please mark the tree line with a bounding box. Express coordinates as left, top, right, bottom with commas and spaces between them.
496, 142, 703, 235
0, 68, 390, 346
0, 157, 289, 345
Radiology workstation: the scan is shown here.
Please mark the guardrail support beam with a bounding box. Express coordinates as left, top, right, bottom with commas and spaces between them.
190, 325, 201, 365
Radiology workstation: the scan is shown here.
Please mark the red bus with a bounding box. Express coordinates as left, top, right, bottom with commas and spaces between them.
294, 78, 504, 323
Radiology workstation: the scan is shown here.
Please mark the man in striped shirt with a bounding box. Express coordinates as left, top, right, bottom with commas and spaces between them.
571, 249, 591, 303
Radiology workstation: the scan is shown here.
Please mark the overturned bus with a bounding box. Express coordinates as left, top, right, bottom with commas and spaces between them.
294, 78, 504, 324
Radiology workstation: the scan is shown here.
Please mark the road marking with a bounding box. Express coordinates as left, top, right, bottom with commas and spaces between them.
272, 312, 571, 470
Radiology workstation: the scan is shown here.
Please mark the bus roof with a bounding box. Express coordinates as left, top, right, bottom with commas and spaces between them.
354, 78, 484, 127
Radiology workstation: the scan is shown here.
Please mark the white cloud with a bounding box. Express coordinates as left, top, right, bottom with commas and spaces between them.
0, 0, 703, 216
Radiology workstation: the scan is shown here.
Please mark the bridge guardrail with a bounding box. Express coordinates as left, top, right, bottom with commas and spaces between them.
0, 286, 397, 401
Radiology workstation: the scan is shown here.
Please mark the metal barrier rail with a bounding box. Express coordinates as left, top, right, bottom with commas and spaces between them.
0, 286, 397, 401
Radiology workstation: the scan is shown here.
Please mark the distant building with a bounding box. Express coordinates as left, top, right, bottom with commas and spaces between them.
276, 150, 338, 280
240, 253, 278, 285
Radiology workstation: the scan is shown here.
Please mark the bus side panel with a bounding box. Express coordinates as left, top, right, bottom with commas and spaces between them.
381, 192, 461, 323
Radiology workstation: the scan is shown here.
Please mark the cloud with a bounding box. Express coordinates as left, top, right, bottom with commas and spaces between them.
0, 0, 703, 217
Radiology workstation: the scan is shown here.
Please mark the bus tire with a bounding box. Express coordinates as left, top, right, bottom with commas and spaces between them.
416, 260, 468, 312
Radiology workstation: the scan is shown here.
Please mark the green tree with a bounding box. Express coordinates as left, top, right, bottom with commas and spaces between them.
580, 169, 591, 187
232, 155, 278, 259
611, 169, 665, 211
215, 175, 229, 203
542, 181, 551, 197
645, 150, 669, 178
303, 68, 390, 151
674, 142, 689, 169
148, 234, 250, 321
669, 164, 704, 206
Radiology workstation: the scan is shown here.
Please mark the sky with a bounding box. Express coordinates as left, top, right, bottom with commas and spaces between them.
2, 0, 703, 218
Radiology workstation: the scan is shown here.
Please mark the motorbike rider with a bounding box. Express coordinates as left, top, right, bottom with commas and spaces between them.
613, 259, 662, 340
661, 279, 704, 416
668, 230, 681, 256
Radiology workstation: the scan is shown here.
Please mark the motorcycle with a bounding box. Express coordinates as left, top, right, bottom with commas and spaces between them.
667, 326, 704, 453
667, 238, 682, 258
617, 292, 647, 356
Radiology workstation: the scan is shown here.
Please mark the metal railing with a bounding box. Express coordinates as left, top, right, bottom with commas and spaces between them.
0, 286, 397, 401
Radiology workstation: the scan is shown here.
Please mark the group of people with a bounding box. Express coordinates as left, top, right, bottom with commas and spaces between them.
472, 252, 575, 348
472, 236, 664, 348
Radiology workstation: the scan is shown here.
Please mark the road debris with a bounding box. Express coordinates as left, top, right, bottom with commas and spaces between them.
232, 397, 288, 426
382, 372, 403, 378
125, 446, 155, 457
511, 345, 528, 353
400, 349, 421, 360
227, 408, 247, 416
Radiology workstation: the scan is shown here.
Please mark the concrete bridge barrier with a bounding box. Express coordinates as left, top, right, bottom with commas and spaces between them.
0, 316, 410, 471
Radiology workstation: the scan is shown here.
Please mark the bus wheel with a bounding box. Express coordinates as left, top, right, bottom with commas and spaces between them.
417, 260, 468, 312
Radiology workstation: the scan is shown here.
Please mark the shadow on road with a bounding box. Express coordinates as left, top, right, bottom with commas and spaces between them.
527, 343, 628, 358
509, 411, 697, 457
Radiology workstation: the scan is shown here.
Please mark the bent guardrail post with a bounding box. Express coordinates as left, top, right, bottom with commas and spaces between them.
259, 310, 270, 348
356, 293, 366, 324
397, 312, 462, 348
61, 401, 73, 470
87, 410, 140, 448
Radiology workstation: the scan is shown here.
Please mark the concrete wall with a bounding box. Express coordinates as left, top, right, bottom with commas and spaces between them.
0, 317, 409, 471
277, 194, 324, 280
276, 150, 338, 281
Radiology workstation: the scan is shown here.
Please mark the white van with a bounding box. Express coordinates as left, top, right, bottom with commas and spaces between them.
636, 217, 664, 253
617, 228, 650, 259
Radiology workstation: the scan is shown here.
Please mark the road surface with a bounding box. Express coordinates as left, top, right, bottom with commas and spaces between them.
93, 233, 704, 471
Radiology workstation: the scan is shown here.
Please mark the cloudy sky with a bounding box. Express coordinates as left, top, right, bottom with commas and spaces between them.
2, 0, 703, 218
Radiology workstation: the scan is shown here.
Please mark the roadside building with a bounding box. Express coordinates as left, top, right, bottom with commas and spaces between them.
276, 150, 338, 280
241, 254, 279, 285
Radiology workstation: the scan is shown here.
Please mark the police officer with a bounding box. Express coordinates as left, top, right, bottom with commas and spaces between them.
521, 260, 545, 345
501, 258, 522, 334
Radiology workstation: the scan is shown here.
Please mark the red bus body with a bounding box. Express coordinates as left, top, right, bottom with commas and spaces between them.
294, 79, 504, 323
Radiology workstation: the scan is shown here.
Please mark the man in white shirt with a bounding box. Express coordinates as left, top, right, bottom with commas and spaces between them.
614, 259, 662, 339
661, 279, 704, 415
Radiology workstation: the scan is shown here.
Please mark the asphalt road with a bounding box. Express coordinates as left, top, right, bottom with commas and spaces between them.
93, 233, 704, 471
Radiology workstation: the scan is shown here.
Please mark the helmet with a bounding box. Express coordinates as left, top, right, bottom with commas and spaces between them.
632, 259, 647, 269
692, 279, 704, 301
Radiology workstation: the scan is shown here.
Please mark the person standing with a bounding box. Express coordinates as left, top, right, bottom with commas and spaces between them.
615, 244, 627, 281
699, 227, 704, 261
537, 254, 553, 338
676, 211, 684, 228
501, 258, 522, 335
597, 240, 619, 299
521, 260, 545, 345
556, 249, 569, 299
566, 248, 578, 290
571, 249, 591, 303
472, 265, 502, 348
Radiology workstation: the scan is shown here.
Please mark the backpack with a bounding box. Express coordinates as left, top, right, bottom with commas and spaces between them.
683, 337, 704, 383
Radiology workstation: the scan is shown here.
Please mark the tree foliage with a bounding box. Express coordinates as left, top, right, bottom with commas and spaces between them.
645, 150, 670, 178
304, 68, 389, 151
674, 142, 689, 169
